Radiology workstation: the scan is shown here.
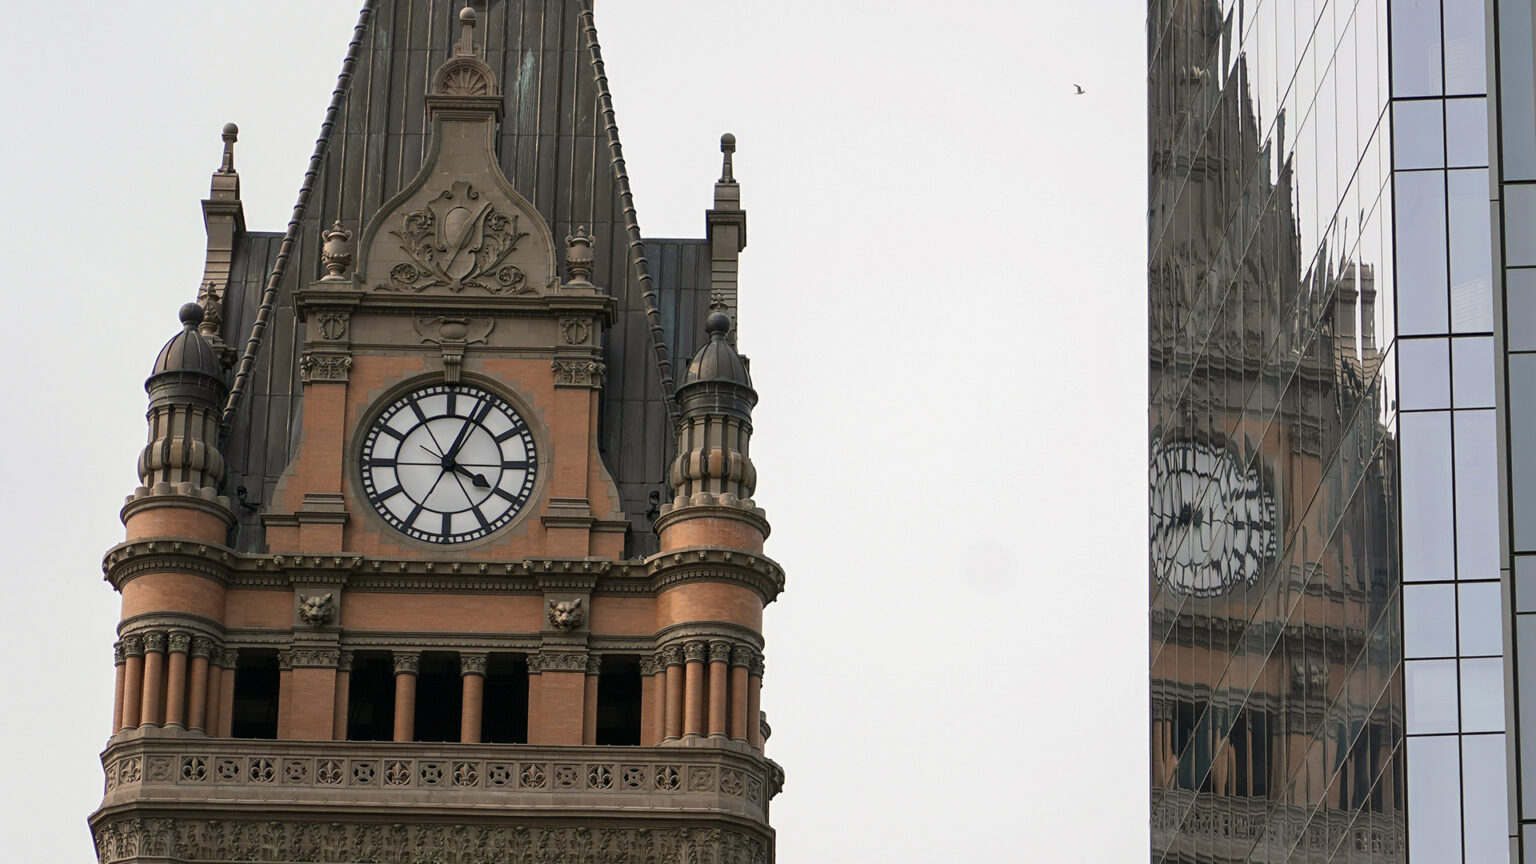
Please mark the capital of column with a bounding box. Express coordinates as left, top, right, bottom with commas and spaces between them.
729, 645, 753, 668
393, 653, 420, 676
277, 649, 293, 672
460, 654, 488, 677
215, 646, 239, 669
683, 641, 708, 663
639, 657, 658, 676
122, 634, 144, 657
167, 633, 193, 654
143, 632, 167, 654
114, 640, 127, 665
708, 640, 732, 664
748, 651, 765, 678
585, 654, 603, 676
337, 650, 354, 673
659, 645, 684, 667
190, 637, 215, 660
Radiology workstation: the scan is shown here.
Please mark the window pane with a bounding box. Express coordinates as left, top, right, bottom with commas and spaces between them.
1392, 0, 1444, 96
1453, 338, 1496, 407
1447, 98, 1490, 167
1401, 411, 1456, 580
1409, 736, 1462, 858
1444, 0, 1489, 94
1406, 583, 1458, 657
1394, 101, 1444, 169
1460, 582, 1504, 656
1462, 734, 1509, 863
1399, 338, 1451, 409
1449, 170, 1494, 331
1507, 185, 1536, 267
1396, 171, 1450, 333
1456, 410, 1500, 581
1462, 657, 1506, 732
1407, 659, 1460, 733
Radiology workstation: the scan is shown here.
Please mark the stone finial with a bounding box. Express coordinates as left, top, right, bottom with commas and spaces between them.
219, 123, 238, 174
565, 226, 594, 284
320, 221, 354, 281
719, 133, 736, 183
456, 4, 477, 56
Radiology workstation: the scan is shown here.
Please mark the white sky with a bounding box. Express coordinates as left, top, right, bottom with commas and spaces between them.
0, 2, 1147, 860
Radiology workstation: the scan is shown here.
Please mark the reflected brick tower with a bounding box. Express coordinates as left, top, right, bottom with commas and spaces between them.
90, 3, 783, 862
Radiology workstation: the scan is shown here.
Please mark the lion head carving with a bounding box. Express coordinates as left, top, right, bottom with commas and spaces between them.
547, 597, 584, 631
297, 593, 335, 626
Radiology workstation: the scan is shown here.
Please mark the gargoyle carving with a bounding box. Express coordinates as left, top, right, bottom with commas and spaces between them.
547, 597, 585, 631
297, 593, 335, 626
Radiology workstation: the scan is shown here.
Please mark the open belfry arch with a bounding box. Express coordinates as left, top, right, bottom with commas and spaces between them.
91, 3, 781, 863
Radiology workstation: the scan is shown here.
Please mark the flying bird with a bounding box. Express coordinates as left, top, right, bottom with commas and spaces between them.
1073, 84, 1086, 95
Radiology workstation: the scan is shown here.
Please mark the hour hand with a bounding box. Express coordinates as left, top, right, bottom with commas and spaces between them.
448, 462, 490, 489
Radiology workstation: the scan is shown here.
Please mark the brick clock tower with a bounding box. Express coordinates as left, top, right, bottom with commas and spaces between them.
89, 4, 783, 863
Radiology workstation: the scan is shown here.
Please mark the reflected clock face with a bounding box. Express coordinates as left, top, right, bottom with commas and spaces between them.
1149, 439, 1276, 597
359, 383, 537, 544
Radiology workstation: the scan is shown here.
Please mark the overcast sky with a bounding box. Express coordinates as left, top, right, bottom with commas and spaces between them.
0, 2, 1146, 860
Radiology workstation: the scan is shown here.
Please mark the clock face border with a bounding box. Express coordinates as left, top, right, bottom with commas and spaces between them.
352, 376, 546, 547
1148, 435, 1278, 599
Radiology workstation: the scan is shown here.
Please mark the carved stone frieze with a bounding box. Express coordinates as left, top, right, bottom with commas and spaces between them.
337, 650, 353, 673
298, 353, 351, 383
277, 650, 293, 672
585, 654, 603, 675
375, 182, 533, 295
287, 649, 340, 669
92, 819, 769, 864
551, 358, 605, 388
529, 652, 587, 673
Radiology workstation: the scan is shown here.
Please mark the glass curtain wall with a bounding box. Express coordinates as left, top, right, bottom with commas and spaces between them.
1148, 0, 1404, 861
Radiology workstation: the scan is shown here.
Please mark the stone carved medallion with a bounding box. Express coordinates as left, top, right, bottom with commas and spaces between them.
374, 181, 540, 296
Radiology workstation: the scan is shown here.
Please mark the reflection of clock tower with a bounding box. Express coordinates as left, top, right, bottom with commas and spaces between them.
91, 4, 783, 863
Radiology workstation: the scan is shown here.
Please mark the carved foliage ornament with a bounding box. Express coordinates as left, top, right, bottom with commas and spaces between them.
552, 359, 605, 388
378, 181, 532, 295
299, 354, 351, 383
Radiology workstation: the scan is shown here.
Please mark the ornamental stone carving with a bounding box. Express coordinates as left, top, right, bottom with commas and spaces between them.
299, 353, 351, 383
393, 653, 420, 675
660, 645, 684, 667
92, 818, 769, 864
546, 597, 585, 631
143, 633, 166, 653
639, 657, 658, 676
460, 654, 488, 676
216, 647, 238, 668
585, 654, 603, 675
288, 649, 340, 669
319, 221, 354, 281
551, 358, 605, 388
709, 641, 733, 664
190, 637, 214, 660
315, 311, 349, 341
748, 652, 765, 678
683, 642, 708, 663
296, 593, 335, 626
730, 646, 753, 668
375, 182, 533, 295
337, 650, 353, 673
122, 635, 144, 657
530, 652, 588, 673
167, 634, 192, 654
114, 641, 127, 664
559, 316, 592, 345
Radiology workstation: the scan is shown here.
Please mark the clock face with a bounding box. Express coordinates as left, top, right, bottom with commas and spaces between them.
359, 383, 538, 544
1149, 439, 1276, 597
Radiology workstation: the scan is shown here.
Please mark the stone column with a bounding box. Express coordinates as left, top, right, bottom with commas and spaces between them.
707, 641, 731, 737
460, 654, 486, 744
187, 637, 213, 732
111, 641, 127, 733
164, 633, 192, 728
332, 651, 352, 741
729, 646, 752, 741
662, 646, 684, 741
121, 635, 145, 730
275, 650, 295, 738
582, 655, 602, 745
214, 647, 238, 737
526, 654, 543, 743
639, 657, 661, 745
747, 652, 764, 750
683, 641, 707, 738
140, 632, 167, 727
393, 652, 419, 742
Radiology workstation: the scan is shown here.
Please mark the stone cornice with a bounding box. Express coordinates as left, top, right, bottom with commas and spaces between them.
119, 493, 235, 529
646, 547, 784, 605
652, 502, 770, 540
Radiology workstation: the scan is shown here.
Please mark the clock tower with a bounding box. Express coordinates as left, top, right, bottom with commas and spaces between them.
90, 3, 783, 863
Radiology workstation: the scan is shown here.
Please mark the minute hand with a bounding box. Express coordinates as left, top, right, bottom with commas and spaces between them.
443, 400, 482, 461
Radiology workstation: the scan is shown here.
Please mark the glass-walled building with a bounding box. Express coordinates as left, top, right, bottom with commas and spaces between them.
1147, 0, 1515, 862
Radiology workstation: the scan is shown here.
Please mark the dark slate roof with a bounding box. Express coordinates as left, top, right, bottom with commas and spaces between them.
152, 306, 223, 381
218, 1, 712, 555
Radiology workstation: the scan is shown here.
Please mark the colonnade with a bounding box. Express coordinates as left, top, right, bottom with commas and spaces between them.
112, 632, 237, 736
644, 641, 764, 747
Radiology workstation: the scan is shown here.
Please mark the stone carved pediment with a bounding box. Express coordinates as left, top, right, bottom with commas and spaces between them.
356, 100, 557, 301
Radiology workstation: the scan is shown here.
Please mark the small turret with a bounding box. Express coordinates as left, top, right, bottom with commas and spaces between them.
124, 303, 234, 535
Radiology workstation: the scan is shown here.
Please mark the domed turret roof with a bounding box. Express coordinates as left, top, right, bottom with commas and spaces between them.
151, 303, 222, 379
683, 312, 752, 387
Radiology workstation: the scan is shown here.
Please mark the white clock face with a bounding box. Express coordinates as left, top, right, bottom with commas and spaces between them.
1149, 439, 1276, 597
359, 383, 538, 544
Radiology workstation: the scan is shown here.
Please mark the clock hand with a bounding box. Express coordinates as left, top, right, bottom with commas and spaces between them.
446, 461, 491, 489
443, 399, 483, 461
